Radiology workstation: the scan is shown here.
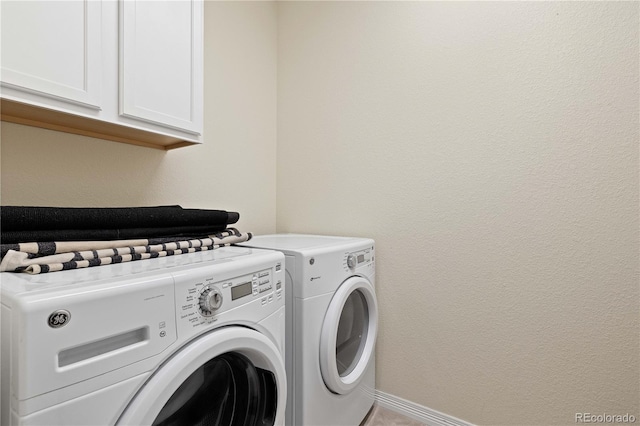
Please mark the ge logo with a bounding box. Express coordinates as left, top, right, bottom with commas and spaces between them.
48, 310, 71, 328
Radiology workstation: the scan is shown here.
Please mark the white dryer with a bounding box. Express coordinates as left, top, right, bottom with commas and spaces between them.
1, 246, 287, 426
241, 234, 378, 426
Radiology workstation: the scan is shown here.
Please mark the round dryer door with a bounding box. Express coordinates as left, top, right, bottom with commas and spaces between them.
319, 276, 378, 395
116, 327, 286, 426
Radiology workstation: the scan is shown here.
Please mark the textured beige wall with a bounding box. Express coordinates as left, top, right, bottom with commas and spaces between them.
0, 1, 278, 235
277, 2, 639, 425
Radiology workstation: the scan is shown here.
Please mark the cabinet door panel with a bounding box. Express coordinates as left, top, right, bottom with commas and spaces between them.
120, 0, 203, 135
0, 0, 101, 108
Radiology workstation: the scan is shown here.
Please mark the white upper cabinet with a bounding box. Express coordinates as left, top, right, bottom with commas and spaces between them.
0, 0, 204, 150
1, 1, 102, 110
120, 0, 203, 136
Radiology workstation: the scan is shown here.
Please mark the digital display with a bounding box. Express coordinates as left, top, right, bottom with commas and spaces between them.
357, 254, 365, 264
231, 282, 253, 301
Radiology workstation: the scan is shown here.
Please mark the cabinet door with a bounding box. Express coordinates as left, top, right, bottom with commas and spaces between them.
119, 0, 203, 136
0, 0, 102, 109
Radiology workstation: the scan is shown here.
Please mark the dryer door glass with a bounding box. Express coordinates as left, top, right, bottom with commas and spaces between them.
336, 290, 368, 376
320, 276, 378, 395
152, 352, 277, 426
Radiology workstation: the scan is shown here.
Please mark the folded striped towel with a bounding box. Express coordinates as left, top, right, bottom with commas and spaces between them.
0, 228, 251, 275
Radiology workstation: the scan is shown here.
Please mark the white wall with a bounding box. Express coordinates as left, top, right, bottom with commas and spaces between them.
277, 2, 639, 425
1, 1, 278, 235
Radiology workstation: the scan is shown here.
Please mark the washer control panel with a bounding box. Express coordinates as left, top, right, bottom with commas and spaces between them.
177, 263, 284, 329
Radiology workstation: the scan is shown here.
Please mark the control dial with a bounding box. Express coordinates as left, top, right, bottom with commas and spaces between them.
199, 287, 223, 317
347, 254, 357, 269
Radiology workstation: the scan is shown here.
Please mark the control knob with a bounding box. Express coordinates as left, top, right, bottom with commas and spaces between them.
347, 254, 357, 269
199, 287, 223, 316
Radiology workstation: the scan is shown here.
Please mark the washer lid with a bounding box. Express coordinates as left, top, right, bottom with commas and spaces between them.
0, 246, 255, 297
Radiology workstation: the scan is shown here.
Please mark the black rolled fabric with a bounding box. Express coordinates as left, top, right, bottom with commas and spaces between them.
1, 224, 233, 245
1, 206, 238, 232
227, 211, 239, 225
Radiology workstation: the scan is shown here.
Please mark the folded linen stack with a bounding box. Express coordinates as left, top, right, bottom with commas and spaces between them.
0, 205, 251, 274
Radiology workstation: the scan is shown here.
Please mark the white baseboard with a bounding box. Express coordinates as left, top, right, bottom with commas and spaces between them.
374, 390, 474, 426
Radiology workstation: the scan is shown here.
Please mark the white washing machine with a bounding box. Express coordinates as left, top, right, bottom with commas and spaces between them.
240, 234, 377, 426
1, 246, 287, 426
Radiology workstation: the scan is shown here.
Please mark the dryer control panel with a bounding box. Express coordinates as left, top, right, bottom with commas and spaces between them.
344, 246, 374, 271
